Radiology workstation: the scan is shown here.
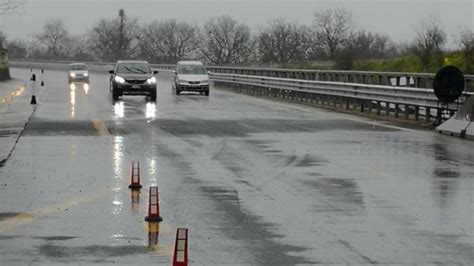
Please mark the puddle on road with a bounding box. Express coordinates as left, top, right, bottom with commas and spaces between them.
0, 129, 20, 138
433, 168, 461, 178
24, 120, 97, 136
155, 118, 397, 137
34, 236, 78, 241
0, 212, 21, 221
201, 184, 314, 265
302, 178, 365, 213
38, 244, 150, 258
0, 235, 20, 240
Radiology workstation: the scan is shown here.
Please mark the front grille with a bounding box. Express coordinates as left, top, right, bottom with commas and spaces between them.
125, 79, 146, 84
188, 81, 200, 85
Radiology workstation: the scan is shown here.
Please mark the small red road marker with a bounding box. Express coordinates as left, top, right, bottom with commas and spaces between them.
145, 186, 162, 222
128, 161, 142, 189
172, 228, 188, 266
148, 222, 160, 246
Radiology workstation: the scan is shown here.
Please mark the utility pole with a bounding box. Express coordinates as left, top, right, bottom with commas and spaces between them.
118, 9, 125, 60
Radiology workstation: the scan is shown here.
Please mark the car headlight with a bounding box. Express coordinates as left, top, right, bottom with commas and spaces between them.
114, 76, 125, 84
178, 79, 188, 85
146, 76, 157, 84
70, 73, 76, 78
200, 80, 209, 85
84, 73, 88, 77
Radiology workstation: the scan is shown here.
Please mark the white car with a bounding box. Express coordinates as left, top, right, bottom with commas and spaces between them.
173, 61, 210, 96
68, 63, 89, 83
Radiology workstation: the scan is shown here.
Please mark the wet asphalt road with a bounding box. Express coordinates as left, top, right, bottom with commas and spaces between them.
0, 67, 473, 265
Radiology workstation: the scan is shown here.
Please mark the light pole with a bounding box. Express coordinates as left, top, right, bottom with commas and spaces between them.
118, 9, 125, 60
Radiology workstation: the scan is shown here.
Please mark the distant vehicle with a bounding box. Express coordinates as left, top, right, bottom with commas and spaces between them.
173, 61, 210, 96
109, 60, 158, 101
68, 63, 89, 83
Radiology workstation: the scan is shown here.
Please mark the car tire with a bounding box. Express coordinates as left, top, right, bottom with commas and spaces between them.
112, 88, 120, 100
176, 89, 181, 95
150, 91, 157, 101
205, 90, 210, 96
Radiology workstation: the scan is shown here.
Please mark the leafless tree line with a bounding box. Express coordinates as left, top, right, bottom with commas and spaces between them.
2, 8, 473, 72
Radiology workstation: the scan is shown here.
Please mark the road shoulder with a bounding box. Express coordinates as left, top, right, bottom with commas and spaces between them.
0, 78, 34, 166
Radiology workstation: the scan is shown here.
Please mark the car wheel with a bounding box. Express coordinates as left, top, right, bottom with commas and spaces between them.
150, 91, 157, 101
112, 88, 120, 100
205, 90, 210, 96
176, 89, 181, 95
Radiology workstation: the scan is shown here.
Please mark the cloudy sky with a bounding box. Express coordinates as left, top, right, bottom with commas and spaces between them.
0, 0, 472, 47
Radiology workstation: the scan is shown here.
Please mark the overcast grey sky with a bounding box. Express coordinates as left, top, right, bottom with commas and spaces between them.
0, 0, 472, 47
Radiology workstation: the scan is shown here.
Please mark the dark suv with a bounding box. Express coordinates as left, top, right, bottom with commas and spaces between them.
109, 61, 158, 101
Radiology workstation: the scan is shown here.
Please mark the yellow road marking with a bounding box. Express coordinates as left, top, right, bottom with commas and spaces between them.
0, 188, 110, 234
92, 118, 111, 135
239, 122, 255, 129
0, 85, 26, 110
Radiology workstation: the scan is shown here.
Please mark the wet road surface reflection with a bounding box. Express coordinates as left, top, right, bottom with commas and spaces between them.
1, 68, 473, 265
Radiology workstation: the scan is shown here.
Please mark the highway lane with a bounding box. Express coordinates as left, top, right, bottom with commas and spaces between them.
0, 67, 473, 265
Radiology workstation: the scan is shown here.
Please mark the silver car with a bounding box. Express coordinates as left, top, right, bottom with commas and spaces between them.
173, 61, 210, 96
68, 63, 89, 83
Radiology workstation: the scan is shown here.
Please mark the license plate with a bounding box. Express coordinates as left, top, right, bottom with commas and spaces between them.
132, 85, 140, 89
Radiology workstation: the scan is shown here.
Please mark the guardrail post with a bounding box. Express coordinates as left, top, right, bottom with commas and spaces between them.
385, 102, 390, 116
376, 101, 381, 115
378, 75, 383, 86
425, 107, 431, 122
395, 103, 399, 118
436, 108, 442, 125
360, 100, 364, 113
404, 104, 410, 120
414, 106, 420, 121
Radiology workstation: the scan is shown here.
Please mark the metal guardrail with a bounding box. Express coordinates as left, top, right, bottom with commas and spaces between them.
211, 72, 473, 124
207, 66, 474, 91
10, 59, 474, 90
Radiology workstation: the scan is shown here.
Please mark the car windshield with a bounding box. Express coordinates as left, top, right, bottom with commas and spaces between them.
70, 64, 87, 70
178, 64, 207, 75
117, 63, 151, 74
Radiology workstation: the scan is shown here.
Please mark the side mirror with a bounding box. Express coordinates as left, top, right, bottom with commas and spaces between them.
153, 70, 159, 74
172, 70, 177, 75
207, 71, 211, 75
108, 70, 114, 74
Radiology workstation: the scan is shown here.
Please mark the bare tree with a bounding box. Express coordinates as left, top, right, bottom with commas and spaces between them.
67, 34, 94, 61
33, 19, 70, 59
6, 39, 27, 59
140, 19, 198, 64
313, 8, 354, 60
257, 19, 310, 64
456, 28, 474, 73
413, 17, 446, 71
352, 31, 396, 59
199, 16, 253, 65
0, 0, 24, 15
89, 11, 140, 62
